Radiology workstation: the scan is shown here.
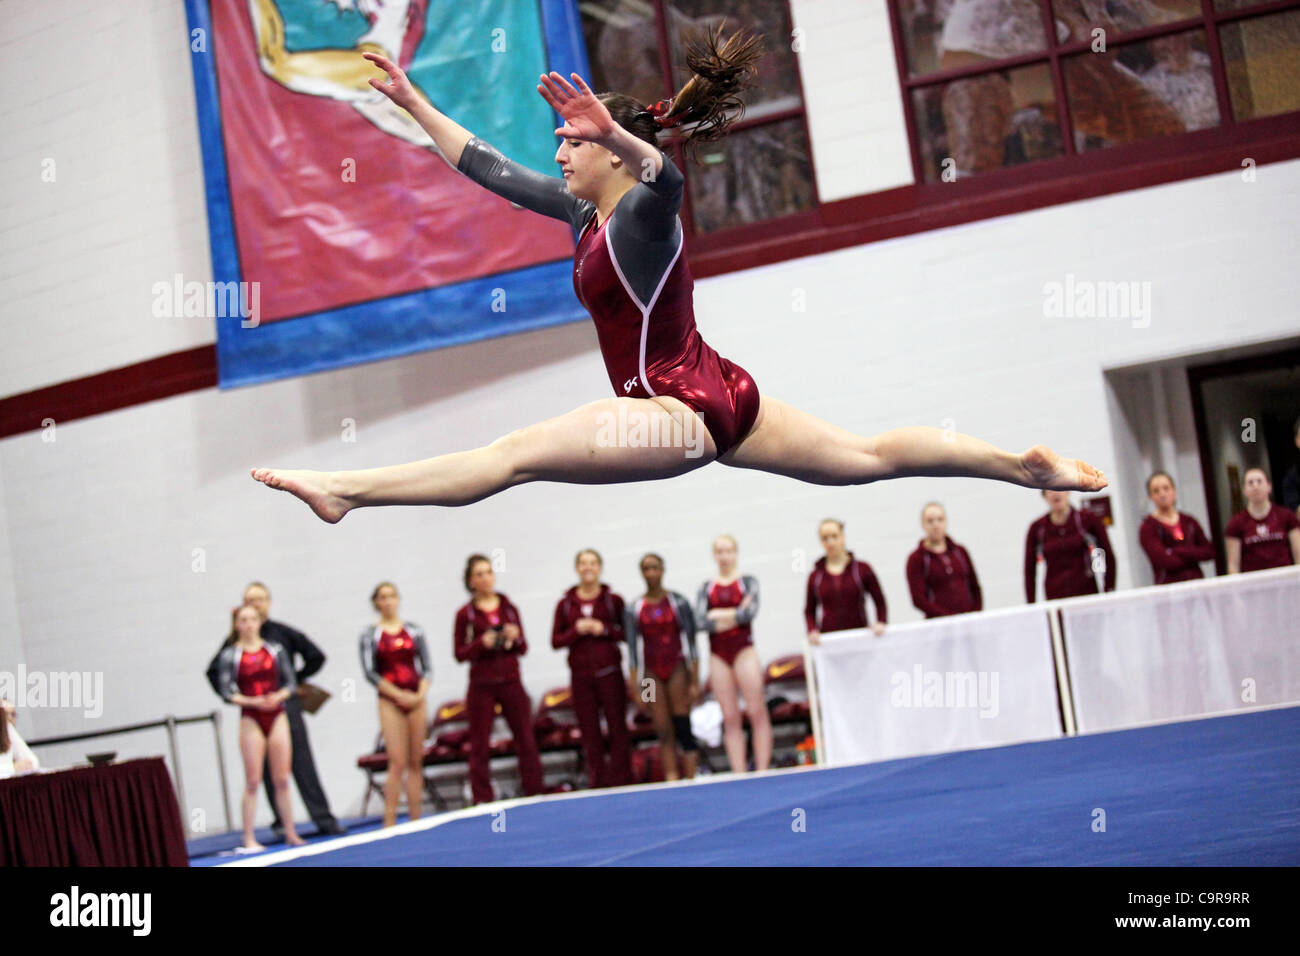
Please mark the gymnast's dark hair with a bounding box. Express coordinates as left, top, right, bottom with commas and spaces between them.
1146, 471, 1174, 494
371, 581, 399, 610
599, 25, 764, 160
464, 554, 492, 591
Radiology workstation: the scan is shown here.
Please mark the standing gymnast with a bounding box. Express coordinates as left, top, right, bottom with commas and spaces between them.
551, 549, 631, 789
626, 552, 701, 781
454, 555, 545, 804
1138, 473, 1214, 585
805, 518, 889, 642
1224, 467, 1300, 573
359, 581, 432, 827
698, 534, 771, 773
1024, 490, 1117, 602
905, 503, 982, 618
215, 604, 306, 851
250, 29, 1106, 520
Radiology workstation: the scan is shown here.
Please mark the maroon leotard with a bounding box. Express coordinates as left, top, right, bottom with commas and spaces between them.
456, 137, 762, 457
238, 646, 283, 737
572, 211, 761, 456
703, 579, 755, 667
638, 596, 685, 681
374, 628, 422, 691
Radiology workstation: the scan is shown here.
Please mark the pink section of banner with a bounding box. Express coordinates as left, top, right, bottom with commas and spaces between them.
212, 1, 575, 324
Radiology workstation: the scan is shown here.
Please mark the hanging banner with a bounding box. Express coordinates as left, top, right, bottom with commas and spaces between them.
185, 0, 590, 386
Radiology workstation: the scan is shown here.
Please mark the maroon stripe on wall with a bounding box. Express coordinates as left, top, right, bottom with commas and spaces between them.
2, 129, 1297, 439
0, 345, 217, 440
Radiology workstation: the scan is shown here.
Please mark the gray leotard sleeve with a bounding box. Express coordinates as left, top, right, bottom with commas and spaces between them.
671, 591, 698, 665
274, 643, 298, 694
216, 645, 238, 703
457, 135, 685, 313
696, 581, 715, 634
605, 152, 684, 311
456, 137, 593, 231
736, 575, 761, 625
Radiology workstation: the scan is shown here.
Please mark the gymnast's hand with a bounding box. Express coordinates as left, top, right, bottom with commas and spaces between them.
364, 52, 419, 112
537, 72, 616, 147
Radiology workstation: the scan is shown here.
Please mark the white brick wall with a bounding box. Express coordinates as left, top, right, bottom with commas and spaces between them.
0, 0, 213, 397
3, 0, 1298, 830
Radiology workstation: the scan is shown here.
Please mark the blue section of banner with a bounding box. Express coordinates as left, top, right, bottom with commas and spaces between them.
216, 261, 586, 388
185, 0, 592, 389
185, 0, 243, 305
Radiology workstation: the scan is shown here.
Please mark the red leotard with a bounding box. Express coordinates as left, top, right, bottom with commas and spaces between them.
573, 212, 760, 457
638, 596, 684, 681
238, 645, 283, 737
375, 627, 421, 692
455, 138, 762, 458
706, 579, 753, 667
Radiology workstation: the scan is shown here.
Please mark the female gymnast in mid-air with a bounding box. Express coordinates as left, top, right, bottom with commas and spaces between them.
251, 29, 1106, 521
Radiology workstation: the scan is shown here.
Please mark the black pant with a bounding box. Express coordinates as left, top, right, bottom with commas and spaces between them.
264, 696, 337, 829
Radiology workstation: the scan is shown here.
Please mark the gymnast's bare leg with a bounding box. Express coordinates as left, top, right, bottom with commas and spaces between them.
250, 393, 1105, 524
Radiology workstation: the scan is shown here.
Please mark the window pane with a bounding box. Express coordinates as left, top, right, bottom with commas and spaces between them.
666, 0, 802, 120
580, 0, 671, 106
1053, 0, 1201, 44
911, 63, 1062, 181
685, 119, 815, 233
1220, 9, 1300, 121
1065, 31, 1219, 152
897, 0, 1051, 77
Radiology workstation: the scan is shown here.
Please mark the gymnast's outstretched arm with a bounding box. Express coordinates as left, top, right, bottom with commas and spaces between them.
365, 52, 588, 227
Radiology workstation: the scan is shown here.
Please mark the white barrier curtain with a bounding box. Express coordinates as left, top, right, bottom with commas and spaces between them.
1063, 567, 1300, 733
812, 607, 1064, 767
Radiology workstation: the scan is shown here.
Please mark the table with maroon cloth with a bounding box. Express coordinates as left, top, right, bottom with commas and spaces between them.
0, 757, 189, 866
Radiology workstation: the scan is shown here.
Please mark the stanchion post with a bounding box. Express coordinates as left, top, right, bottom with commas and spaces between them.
803, 638, 828, 767
212, 709, 232, 832
165, 714, 187, 821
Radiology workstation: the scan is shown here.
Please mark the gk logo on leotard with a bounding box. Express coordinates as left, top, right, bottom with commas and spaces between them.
624, 377, 638, 393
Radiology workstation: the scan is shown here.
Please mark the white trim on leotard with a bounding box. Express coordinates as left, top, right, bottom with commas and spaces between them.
603, 222, 684, 400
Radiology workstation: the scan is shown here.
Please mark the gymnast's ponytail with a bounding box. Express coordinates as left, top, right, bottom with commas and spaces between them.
601, 25, 764, 159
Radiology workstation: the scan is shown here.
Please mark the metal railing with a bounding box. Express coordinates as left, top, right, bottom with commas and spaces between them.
26, 710, 232, 833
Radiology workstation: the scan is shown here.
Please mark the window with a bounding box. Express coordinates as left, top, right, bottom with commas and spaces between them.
891, 0, 1300, 184
579, 0, 818, 236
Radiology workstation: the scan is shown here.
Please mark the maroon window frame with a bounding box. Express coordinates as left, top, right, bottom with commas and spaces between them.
889, 0, 1300, 192
578, 0, 822, 259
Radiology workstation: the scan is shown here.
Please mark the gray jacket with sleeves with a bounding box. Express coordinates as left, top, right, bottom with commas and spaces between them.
696, 575, 761, 633
358, 622, 431, 688
214, 640, 297, 703
456, 135, 686, 308
623, 590, 697, 673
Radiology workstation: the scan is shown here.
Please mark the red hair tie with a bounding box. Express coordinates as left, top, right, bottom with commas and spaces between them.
645, 99, 680, 128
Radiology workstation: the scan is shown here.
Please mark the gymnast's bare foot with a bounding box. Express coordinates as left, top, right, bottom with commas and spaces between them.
1020, 445, 1108, 492
250, 468, 351, 524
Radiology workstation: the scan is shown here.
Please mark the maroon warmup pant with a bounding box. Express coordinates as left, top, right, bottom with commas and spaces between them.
570, 666, 631, 789
466, 679, 544, 804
